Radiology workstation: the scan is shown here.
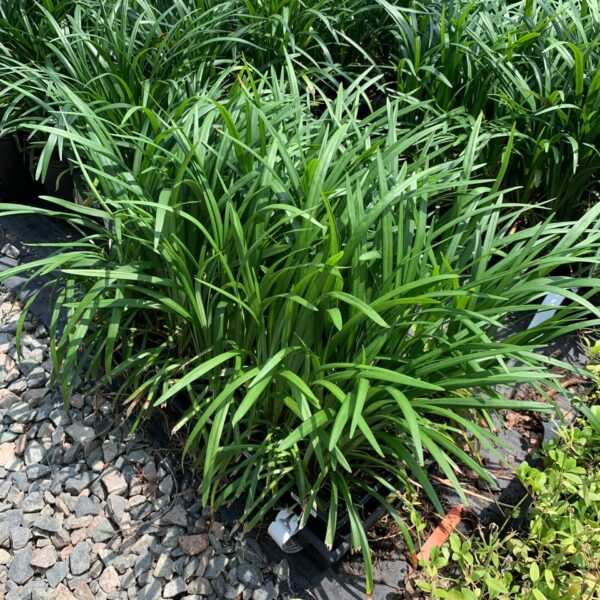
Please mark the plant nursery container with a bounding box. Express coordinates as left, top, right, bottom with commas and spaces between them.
0, 136, 21, 202
295, 500, 388, 566
42, 159, 75, 201
268, 481, 391, 566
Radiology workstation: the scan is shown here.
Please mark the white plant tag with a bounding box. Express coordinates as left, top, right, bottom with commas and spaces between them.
528, 289, 578, 329
267, 509, 303, 553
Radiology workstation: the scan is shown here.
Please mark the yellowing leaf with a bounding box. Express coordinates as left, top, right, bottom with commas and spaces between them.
530, 562, 540, 583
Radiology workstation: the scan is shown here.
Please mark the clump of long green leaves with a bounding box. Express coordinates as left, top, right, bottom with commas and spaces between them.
3, 1, 598, 219
370, 0, 600, 218
2, 64, 600, 594
0, 0, 370, 103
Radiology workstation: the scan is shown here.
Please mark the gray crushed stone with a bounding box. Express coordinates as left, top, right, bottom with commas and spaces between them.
0, 286, 291, 600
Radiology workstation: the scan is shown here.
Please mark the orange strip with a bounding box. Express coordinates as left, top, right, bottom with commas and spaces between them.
416, 504, 464, 563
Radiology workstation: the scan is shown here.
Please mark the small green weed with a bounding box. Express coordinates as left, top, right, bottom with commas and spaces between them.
417, 408, 600, 599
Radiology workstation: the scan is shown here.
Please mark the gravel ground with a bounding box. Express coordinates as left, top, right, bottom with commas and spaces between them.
0, 277, 291, 600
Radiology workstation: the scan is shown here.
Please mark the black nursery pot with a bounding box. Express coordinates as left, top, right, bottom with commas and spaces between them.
0, 135, 52, 205
286, 482, 390, 566
295, 499, 388, 566
23, 139, 78, 204
43, 160, 75, 201
0, 136, 22, 202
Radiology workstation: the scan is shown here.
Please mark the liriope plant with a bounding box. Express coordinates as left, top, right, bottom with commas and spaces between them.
2, 66, 600, 595
372, 0, 600, 218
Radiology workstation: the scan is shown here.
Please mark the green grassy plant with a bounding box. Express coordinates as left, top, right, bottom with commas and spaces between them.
372, 0, 600, 218
4, 1, 597, 219
1, 2, 600, 596
2, 64, 600, 593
